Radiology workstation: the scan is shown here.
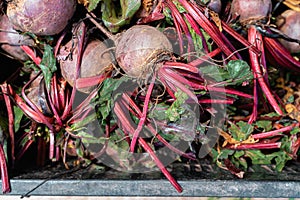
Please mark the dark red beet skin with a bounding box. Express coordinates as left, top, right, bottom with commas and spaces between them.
59, 39, 113, 93
7, 0, 76, 36
0, 14, 34, 61
230, 0, 272, 23
276, 10, 300, 54
115, 25, 173, 79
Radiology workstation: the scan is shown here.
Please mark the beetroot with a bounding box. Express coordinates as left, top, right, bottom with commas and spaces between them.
0, 14, 33, 61
59, 39, 113, 93
230, 0, 272, 22
276, 10, 300, 54
207, 0, 222, 14
6, 0, 76, 36
115, 25, 173, 79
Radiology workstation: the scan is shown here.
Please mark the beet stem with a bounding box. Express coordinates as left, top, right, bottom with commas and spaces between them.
61, 22, 87, 121
114, 100, 183, 192
130, 73, 156, 152
252, 123, 297, 139
20, 45, 42, 65
248, 26, 283, 115
20, 73, 54, 131
138, 137, 183, 193
121, 93, 196, 160
86, 12, 116, 41
227, 142, 281, 150
0, 144, 10, 193
0, 83, 15, 165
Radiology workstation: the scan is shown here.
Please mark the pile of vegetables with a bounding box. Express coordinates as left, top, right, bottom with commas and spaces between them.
0, 0, 300, 194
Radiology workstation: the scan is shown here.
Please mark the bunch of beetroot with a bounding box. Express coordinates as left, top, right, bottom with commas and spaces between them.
0, 0, 300, 194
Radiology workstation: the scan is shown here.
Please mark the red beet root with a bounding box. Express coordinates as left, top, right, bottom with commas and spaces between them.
0, 14, 33, 61
230, 0, 272, 23
276, 9, 300, 54
59, 39, 113, 93
115, 25, 173, 79
6, 0, 76, 36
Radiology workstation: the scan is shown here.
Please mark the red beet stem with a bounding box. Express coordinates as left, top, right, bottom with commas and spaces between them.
198, 99, 234, 104
248, 76, 258, 124
16, 138, 34, 160
21, 73, 55, 130
0, 144, 10, 193
221, 21, 260, 55
49, 130, 55, 160
114, 100, 183, 192
61, 22, 87, 121
20, 45, 42, 65
138, 137, 183, 193
252, 123, 297, 139
177, 0, 238, 59
164, 61, 199, 73
227, 142, 281, 150
184, 13, 209, 53
264, 36, 300, 72
0, 84, 15, 165
248, 26, 283, 115
121, 93, 196, 160
130, 74, 156, 152
164, 0, 194, 56
188, 48, 222, 67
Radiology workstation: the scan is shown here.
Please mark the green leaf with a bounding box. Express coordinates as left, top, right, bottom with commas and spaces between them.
70, 113, 97, 131
226, 60, 253, 85
95, 77, 129, 124
148, 103, 168, 121
173, 1, 187, 13
218, 149, 235, 160
273, 151, 292, 172
255, 120, 273, 132
245, 150, 274, 165
236, 121, 254, 138
39, 44, 57, 90
200, 60, 252, 86
165, 90, 189, 122
101, 0, 141, 33
13, 106, 24, 132
163, 7, 173, 25
199, 65, 229, 82
290, 126, 300, 135
261, 112, 281, 118
233, 150, 245, 159
88, 0, 101, 11
228, 121, 253, 141
77, 131, 107, 145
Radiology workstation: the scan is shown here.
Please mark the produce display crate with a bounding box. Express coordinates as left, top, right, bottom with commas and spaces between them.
1, 0, 300, 198
2, 161, 300, 197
